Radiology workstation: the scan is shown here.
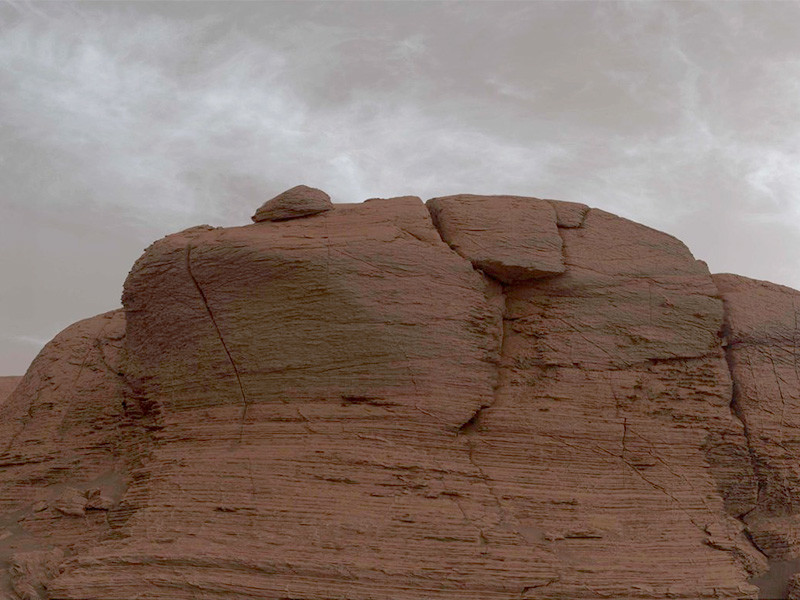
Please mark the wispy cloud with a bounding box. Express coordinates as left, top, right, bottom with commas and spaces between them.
2, 1, 800, 372
7, 334, 50, 348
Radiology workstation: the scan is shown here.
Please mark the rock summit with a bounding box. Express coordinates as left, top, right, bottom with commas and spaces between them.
251, 184, 333, 222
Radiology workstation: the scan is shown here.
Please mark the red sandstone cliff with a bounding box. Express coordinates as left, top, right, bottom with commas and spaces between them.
1, 188, 798, 599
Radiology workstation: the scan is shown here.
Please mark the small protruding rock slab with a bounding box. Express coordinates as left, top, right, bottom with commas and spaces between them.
547, 199, 589, 228
252, 185, 333, 222
53, 487, 87, 517
426, 194, 564, 284
85, 488, 114, 511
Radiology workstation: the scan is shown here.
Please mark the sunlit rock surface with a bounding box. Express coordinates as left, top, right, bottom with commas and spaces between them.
2, 188, 800, 599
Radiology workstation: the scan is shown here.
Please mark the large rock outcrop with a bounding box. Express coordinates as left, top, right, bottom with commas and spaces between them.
0, 310, 148, 600
2, 188, 800, 599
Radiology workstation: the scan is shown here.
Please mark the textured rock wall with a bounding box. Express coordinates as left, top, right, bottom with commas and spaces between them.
0, 310, 147, 600
431, 198, 761, 597
0, 377, 20, 406
2, 189, 800, 599
715, 275, 800, 598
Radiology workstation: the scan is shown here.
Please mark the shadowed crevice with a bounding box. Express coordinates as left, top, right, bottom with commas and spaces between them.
423, 200, 508, 431
716, 290, 784, 598
185, 244, 249, 443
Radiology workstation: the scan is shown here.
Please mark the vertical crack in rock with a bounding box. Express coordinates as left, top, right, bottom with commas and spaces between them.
185, 245, 249, 443
0, 390, 38, 458
458, 308, 515, 532
454, 309, 508, 436
723, 339, 765, 524
423, 199, 506, 421
430, 200, 765, 593
718, 295, 771, 570
425, 201, 523, 538
712, 276, 800, 596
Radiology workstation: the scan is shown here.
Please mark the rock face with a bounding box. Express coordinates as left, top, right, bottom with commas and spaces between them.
715, 274, 800, 595
2, 189, 800, 599
427, 194, 566, 283
0, 310, 142, 599
251, 184, 333, 222
0, 376, 20, 405
789, 573, 800, 600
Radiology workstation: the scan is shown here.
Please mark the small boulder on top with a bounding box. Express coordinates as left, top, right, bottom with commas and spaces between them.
252, 185, 333, 222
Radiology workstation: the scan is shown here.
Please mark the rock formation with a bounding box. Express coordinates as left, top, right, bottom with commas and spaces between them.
0, 377, 20, 406
251, 184, 333, 222
1, 188, 799, 599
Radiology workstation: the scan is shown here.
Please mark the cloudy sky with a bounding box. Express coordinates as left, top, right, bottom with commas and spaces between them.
2, 1, 800, 374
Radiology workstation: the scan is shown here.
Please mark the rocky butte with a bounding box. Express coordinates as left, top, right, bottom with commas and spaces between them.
2, 186, 800, 599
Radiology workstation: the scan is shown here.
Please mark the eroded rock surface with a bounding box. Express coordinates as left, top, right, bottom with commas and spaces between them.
789, 573, 800, 600
427, 194, 564, 283
715, 274, 800, 560
464, 208, 762, 597
3, 191, 800, 599
0, 376, 20, 406
0, 310, 139, 599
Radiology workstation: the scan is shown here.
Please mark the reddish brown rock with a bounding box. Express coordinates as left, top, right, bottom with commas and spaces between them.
715, 274, 800, 561
0, 376, 20, 405
48, 197, 523, 600
546, 198, 589, 228
789, 573, 800, 600
427, 194, 565, 283
464, 208, 762, 597
0, 309, 139, 598
6, 191, 800, 599
52, 487, 88, 517
7, 548, 64, 600
251, 184, 333, 222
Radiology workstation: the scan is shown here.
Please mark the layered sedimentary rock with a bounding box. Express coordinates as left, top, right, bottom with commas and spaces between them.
715, 274, 800, 593
427, 194, 565, 282
251, 184, 333, 222
0, 377, 20, 405
0, 310, 144, 599
432, 201, 762, 597
2, 188, 800, 599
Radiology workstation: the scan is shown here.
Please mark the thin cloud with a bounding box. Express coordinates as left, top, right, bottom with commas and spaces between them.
9, 334, 50, 347
2, 2, 800, 373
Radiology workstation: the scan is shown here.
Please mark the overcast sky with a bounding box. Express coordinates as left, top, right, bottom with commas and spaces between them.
2, 1, 800, 374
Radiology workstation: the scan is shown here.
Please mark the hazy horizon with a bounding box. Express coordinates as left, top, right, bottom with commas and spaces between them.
3, 1, 800, 374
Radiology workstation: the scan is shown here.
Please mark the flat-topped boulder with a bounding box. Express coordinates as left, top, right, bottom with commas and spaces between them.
427, 194, 565, 283
251, 184, 333, 222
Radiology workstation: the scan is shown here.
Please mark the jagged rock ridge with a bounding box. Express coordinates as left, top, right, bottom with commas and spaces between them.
1, 188, 799, 599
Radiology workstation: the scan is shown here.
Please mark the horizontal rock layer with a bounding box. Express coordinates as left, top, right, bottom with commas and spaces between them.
1, 191, 799, 599
0, 310, 145, 600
